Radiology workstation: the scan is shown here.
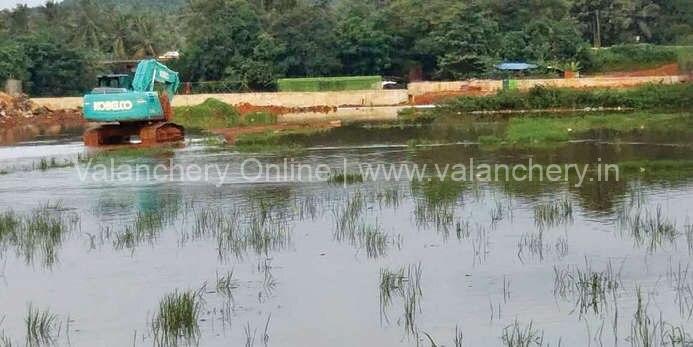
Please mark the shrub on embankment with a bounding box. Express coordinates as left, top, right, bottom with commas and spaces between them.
442, 83, 692, 113
173, 98, 276, 130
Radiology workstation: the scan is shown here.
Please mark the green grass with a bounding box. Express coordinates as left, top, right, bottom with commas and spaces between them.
233, 127, 331, 153
504, 112, 690, 145
586, 44, 687, 72
242, 111, 277, 126
445, 83, 693, 113
173, 98, 241, 130
277, 76, 382, 92
234, 131, 305, 153
151, 290, 203, 346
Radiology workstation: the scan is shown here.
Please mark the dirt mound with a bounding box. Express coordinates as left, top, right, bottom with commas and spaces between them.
0, 92, 83, 129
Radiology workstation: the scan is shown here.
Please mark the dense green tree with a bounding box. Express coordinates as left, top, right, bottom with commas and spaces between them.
269, 0, 341, 77
0, 39, 30, 81
425, 3, 500, 79
19, 32, 96, 96
224, 32, 286, 89
5, 4, 31, 36
182, 0, 264, 81
380, 0, 448, 79
335, 1, 393, 75
0, 0, 690, 94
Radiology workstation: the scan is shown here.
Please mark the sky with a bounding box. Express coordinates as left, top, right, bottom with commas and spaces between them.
0, 0, 57, 10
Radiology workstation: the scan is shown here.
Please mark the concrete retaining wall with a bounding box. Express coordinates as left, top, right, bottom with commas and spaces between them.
31, 90, 409, 110
31, 75, 688, 111
408, 75, 687, 97
174, 89, 408, 108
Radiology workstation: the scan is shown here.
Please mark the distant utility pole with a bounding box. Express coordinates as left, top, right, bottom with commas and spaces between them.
594, 10, 602, 48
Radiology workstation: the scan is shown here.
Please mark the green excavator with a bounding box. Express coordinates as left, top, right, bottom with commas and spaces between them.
82, 59, 185, 146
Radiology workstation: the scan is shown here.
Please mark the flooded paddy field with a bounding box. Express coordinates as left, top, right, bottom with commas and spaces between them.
1, 113, 692, 346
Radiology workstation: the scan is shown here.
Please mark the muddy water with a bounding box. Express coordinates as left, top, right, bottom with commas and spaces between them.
0, 120, 692, 346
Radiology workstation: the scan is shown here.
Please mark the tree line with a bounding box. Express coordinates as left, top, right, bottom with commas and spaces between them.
1, 0, 690, 96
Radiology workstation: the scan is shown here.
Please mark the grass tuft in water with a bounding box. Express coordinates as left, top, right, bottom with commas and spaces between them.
34, 157, 75, 171
618, 205, 678, 253
0, 203, 79, 268
501, 320, 544, 347
553, 259, 622, 316
151, 289, 203, 346
533, 198, 573, 228
378, 263, 423, 337
327, 172, 364, 185
25, 304, 58, 346
189, 205, 291, 260
628, 287, 692, 346
216, 270, 239, 299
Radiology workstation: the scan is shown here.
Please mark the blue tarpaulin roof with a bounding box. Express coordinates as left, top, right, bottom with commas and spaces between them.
495, 62, 538, 70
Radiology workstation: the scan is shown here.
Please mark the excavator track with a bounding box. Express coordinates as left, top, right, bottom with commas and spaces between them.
83, 121, 184, 147
139, 122, 185, 145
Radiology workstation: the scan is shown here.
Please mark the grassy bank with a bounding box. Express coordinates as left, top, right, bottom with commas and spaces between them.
585, 44, 692, 73
484, 112, 691, 148
173, 98, 276, 130
441, 83, 692, 114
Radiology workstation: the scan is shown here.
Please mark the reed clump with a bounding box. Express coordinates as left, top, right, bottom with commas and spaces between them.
151, 290, 203, 346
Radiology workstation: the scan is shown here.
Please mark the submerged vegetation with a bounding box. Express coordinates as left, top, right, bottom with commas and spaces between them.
534, 198, 573, 229
151, 290, 203, 346
501, 320, 544, 347
618, 205, 680, 252
25, 304, 59, 346
0, 202, 79, 268
378, 263, 423, 337
553, 260, 623, 316
233, 130, 313, 153
327, 172, 364, 185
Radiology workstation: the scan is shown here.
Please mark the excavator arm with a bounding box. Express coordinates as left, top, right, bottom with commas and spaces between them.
131, 59, 181, 101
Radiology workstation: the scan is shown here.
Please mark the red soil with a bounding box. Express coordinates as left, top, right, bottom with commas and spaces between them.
0, 92, 84, 129
590, 63, 680, 77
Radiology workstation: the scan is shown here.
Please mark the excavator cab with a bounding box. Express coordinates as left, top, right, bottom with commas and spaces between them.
92, 74, 132, 94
